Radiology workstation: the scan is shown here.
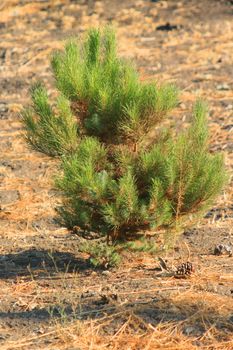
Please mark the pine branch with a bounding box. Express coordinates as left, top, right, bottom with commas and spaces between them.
21, 27, 228, 246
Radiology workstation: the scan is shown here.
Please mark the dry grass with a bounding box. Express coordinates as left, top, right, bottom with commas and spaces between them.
2, 289, 233, 350
1, 264, 233, 349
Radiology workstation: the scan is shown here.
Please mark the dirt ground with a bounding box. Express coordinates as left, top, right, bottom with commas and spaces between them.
0, 0, 233, 349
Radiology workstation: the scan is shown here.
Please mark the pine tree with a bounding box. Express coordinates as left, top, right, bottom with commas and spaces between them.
22, 27, 228, 243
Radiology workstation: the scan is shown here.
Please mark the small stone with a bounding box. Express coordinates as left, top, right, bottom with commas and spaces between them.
169, 306, 180, 314
102, 270, 111, 276
222, 124, 233, 131
0, 102, 8, 119
149, 8, 158, 16
90, 271, 97, 277
184, 326, 196, 335
214, 244, 224, 255
0, 102, 7, 112
81, 290, 96, 298
0, 48, 6, 60
216, 83, 230, 91
180, 103, 186, 110
214, 243, 232, 256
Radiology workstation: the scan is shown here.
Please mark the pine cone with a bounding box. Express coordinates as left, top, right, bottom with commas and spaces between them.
175, 261, 194, 278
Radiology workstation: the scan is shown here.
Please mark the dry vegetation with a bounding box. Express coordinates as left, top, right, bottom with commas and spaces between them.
0, 0, 232, 349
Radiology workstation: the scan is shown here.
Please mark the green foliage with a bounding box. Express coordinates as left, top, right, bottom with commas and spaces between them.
120, 236, 158, 254
22, 82, 78, 156
55, 99, 227, 237
22, 27, 227, 246
51, 26, 178, 144
80, 241, 121, 268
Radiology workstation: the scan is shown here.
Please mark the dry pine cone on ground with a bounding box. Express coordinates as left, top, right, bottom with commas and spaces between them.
175, 261, 195, 278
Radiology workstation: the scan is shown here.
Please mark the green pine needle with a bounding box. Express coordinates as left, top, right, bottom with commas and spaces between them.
21, 27, 228, 245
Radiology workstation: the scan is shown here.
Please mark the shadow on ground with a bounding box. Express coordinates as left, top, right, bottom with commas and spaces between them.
0, 294, 232, 341
0, 248, 91, 279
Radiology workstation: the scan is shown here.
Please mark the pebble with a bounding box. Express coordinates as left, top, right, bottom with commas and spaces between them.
102, 270, 111, 276
222, 124, 233, 131
81, 290, 96, 298
0, 102, 8, 119
0, 48, 6, 61
184, 326, 196, 335
180, 103, 186, 110
90, 271, 97, 276
226, 104, 233, 110
216, 83, 230, 91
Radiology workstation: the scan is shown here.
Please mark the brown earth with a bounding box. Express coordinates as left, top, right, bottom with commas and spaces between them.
0, 1, 233, 349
